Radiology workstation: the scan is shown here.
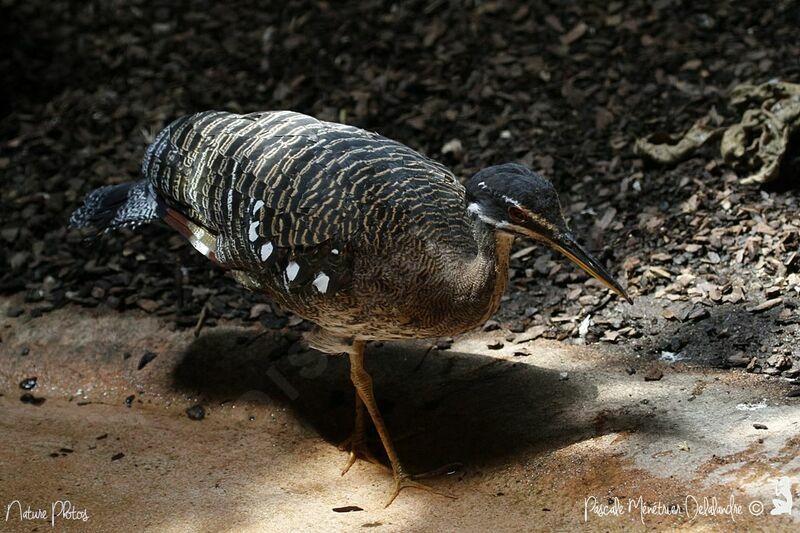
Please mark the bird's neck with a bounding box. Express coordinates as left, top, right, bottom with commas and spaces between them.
477, 230, 514, 323
456, 218, 515, 324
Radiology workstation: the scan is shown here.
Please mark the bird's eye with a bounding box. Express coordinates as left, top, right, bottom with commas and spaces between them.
508, 206, 527, 224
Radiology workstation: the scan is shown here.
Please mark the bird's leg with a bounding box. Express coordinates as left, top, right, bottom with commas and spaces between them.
347, 340, 454, 506
339, 392, 383, 475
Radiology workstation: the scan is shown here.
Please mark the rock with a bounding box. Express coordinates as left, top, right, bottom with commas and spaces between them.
482, 320, 500, 332
136, 299, 161, 313
137, 351, 157, 370
1, 227, 19, 242
515, 325, 547, 343
753, 423, 768, 430
487, 340, 504, 350
747, 298, 783, 313
644, 367, 664, 381
249, 303, 271, 319
664, 337, 686, 352
332, 505, 364, 513
507, 320, 526, 333
435, 338, 454, 350
9, 251, 30, 270
578, 315, 591, 337
767, 353, 792, 371
186, 405, 206, 420
90, 286, 105, 299
687, 307, 709, 321
19, 377, 37, 390
726, 353, 751, 367
440, 138, 463, 157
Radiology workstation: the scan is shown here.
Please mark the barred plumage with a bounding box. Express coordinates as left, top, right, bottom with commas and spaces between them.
71, 110, 628, 503
136, 110, 503, 340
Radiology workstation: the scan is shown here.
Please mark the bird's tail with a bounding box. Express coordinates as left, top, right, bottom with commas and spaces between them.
69, 179, 162, 233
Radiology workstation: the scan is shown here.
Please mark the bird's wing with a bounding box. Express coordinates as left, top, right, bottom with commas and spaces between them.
143, 110, 470, 294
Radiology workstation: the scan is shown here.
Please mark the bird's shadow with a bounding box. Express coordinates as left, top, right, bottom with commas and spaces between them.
172, 329, 665, 471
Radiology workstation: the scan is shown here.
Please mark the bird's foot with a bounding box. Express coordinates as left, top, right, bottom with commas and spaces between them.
384, 464, 460, 507
338, 434, 384, 476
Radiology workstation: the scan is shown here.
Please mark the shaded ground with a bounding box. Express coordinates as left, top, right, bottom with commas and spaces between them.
2, 0, 800, 531
1, 304, 798, 531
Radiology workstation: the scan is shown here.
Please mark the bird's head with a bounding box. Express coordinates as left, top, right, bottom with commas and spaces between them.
466, 163, 631, 303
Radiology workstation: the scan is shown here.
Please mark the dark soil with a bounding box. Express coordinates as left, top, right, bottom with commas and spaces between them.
2, 0, 800, 379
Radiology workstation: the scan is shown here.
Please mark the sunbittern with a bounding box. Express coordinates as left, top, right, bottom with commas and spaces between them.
71, 111, 629, 505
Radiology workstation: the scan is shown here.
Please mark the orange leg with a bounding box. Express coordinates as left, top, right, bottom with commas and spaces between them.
346, 341, 454, 506
339, 392, 383, 475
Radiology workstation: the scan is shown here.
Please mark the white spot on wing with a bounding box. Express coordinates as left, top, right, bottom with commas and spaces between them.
312, 272, 330, 294
260, 242, 273, 261
252, 200, 265, 214
331, 248, 339, 255
285, 261, 300, 282
248, 221, 259, 242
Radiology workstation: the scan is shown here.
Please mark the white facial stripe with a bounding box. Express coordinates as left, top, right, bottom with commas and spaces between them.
286, 261, 299, 281
502, 194, 522, 207
467, 202, 510, 228
260, 241, 273, 261
312, 272, 330, 293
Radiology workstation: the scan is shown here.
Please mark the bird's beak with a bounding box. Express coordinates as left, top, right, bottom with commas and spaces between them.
520, 228, 632, 303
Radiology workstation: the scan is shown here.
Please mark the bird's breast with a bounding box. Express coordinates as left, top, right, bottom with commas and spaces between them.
334, 228, 513, 339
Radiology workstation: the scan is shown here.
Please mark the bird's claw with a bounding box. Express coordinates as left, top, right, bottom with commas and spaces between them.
384, 470, 457, 507
338, 435, 384, 476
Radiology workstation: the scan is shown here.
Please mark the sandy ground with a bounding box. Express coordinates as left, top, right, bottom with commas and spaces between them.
1, 300, 799, 532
